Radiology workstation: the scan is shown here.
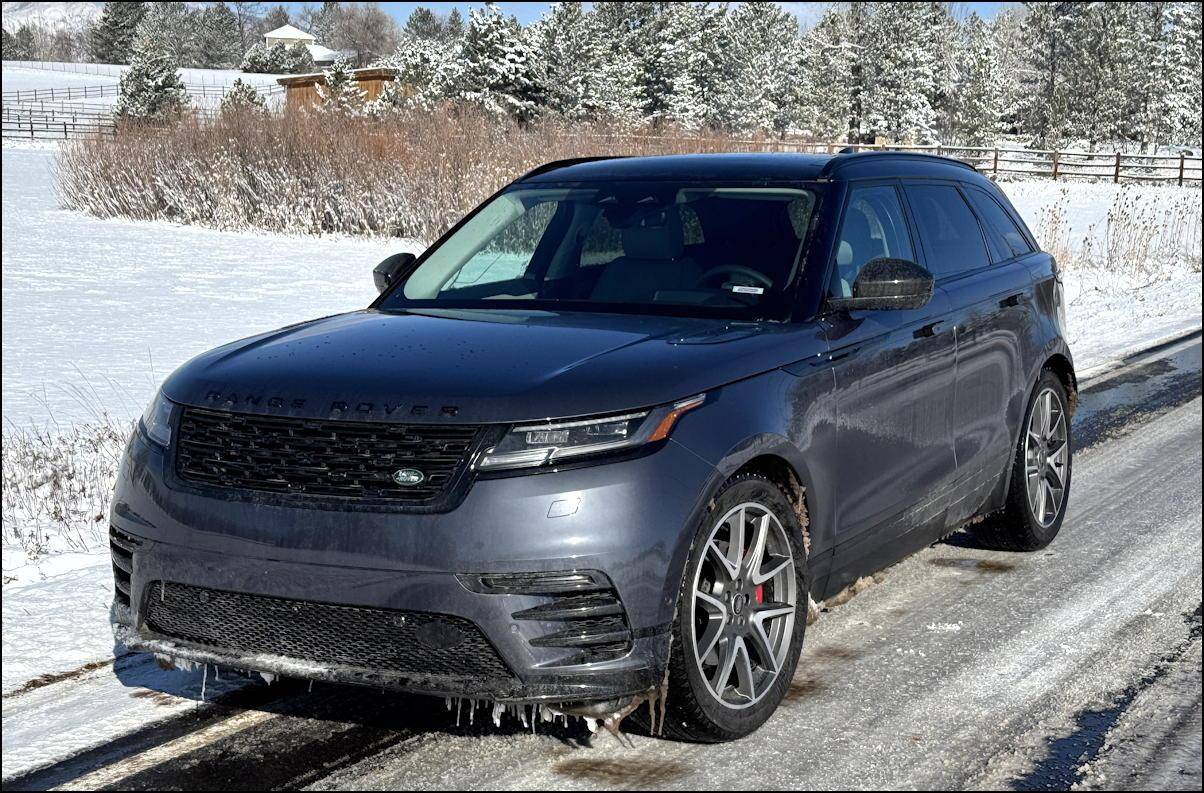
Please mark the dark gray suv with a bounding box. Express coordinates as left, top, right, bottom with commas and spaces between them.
111, 152, 1075, 741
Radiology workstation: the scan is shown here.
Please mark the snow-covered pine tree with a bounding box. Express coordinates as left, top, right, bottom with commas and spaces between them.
315, 56, 367, 114
1168, 1, 1203, 146
195, 2, 243, 69
721, 2, 802, 136
456, 3, 543, 122
282, 42, 315, 74
589, 2, 650, 125
87, 1, 146, 64
530, 2, 604, 121
862, 3, 939, 143
658, 2, 730, 131
953, 13, 1004, 146
1145, 2, 1203, 150
113, 30, 188, 122
1017, 2, 1079, 146
240, 42, 278, 73
133, 2, 197, 68
797, 8, 855, 141
1065, 2, 1139, 147
374, 32, 462, 109
219, 78, 266, 115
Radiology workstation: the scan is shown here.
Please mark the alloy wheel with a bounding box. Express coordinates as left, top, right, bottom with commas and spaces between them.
689, 502, 797, 710
1024, 387, 1069, 528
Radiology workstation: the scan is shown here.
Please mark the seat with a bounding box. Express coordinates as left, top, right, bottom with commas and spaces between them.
591, 207, 702, 303
835, 209, 883, 297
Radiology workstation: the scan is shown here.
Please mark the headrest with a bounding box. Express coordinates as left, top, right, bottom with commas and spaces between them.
620, 207, 685, 260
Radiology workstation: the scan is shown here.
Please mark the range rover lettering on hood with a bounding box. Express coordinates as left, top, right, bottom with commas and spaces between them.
203, 391, 460, 419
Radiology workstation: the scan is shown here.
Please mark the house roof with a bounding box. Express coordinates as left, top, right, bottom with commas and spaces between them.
264, 24, 316, 41
307, 43, 341, 62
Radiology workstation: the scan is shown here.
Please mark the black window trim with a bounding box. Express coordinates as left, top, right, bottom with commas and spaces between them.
963, 183, 1037, 264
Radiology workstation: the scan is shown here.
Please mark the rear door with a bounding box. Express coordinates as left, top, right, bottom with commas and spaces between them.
820, 182, 957, 591
902, 181, 1036, 527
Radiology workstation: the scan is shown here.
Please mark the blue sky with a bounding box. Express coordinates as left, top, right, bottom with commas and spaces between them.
280, 2, 1018, 29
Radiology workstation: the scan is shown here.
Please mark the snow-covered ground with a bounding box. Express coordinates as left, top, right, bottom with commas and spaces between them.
0, 144, 1200, 741
2, 64, 289, 110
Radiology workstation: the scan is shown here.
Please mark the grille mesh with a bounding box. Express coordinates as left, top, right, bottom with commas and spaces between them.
145, 582, 514, 681
175, 407, 480, 502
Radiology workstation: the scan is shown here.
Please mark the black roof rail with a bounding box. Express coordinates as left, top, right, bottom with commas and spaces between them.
517, 155, 628, 181
819, 149, 979, 179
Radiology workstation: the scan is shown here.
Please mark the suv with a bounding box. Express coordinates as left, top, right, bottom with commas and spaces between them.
111, 152, 1075, 741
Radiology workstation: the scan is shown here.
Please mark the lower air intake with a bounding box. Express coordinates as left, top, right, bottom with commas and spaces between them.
143, 582, 514, 682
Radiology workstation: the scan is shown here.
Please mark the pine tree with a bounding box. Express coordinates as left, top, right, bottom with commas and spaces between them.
315, 56, 367, 113
195, 2, 243, 69
456, 3, 543, 122
1017, 2, 1078, 146
134, 2, 198, 67
88, 1, 146, 64
953, 13, 1004, 146
374, 33, 462, 108
531, 2, 604, 121
722, 2, 801, 135
862, 3, 939, 142
220, 77, 267, 114
113, 31, 188, 121
798, 8, 855, 140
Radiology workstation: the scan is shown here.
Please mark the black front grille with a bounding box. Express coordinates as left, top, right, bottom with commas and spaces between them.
144, 582, 514, 682
175, 407, 481, 502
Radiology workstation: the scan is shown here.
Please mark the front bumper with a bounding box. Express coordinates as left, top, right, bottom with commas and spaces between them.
110, 426, 718, 703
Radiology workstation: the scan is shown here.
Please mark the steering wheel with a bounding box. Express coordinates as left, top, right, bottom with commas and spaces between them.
695, 265, 773, 290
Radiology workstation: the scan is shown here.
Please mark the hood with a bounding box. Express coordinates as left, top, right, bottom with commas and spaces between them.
162, 308, 825, 424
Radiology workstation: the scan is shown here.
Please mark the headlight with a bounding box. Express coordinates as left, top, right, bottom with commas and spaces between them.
478, 394, 705, 471
140, 390, 174, 447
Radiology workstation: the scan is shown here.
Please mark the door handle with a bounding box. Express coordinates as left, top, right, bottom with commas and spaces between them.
999, 292, 1024, 308
913, 320, 944, 339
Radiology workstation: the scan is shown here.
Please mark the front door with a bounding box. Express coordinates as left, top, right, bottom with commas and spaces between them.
820, 183, 958, 593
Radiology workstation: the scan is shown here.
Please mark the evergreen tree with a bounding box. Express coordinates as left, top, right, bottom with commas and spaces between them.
113, 31, 188, 121
1017, 2, 1078, 146
88, 1, 146, 64
456, 3, 543, 122
953, 13, 1004, 146
531, 2, 604, 121
219, 77, 267, 114
405, 7, 446, 41
315, 56, 367, 113
798, 8, 855, 140
195, 2, 243, 69
722, 2, 801, 135
134, 2, 199, 67
862, 3, 939, 142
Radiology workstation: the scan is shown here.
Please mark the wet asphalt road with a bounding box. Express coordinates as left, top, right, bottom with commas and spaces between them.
6, 336, 1201, 791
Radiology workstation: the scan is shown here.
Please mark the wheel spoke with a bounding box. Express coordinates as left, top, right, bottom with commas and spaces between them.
747, 614, 782, 675
752, 552, 792, 585
694, 590, 727, 662
1047, 441, 1068, 486
743, 513, 770, 578
726, 507, 747, 573
731, 637, 757, 702
707, 540, 739, 582
710, 636, 738, 694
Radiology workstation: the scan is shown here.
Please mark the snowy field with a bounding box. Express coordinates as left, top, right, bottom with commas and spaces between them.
0, 143, 1200, 712
2, 64, 289, 109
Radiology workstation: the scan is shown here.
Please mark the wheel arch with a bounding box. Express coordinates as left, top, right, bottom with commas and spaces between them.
1042, 352, 1079, 414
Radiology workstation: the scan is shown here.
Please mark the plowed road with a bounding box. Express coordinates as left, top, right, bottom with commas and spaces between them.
5, 337, 1201, 791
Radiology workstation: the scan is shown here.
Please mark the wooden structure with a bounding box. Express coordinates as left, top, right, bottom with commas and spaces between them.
276, 68, 399, 111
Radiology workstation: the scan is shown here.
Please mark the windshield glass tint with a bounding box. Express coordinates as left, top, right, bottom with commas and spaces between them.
387, 183, 817, 319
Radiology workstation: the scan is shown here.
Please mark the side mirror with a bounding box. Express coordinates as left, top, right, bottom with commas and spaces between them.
373, 252, 417, 293
829, 257, 934, 311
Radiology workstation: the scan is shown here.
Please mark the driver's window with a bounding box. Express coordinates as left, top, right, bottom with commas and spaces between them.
830, 185, 914, 298
444, 201, 557, 291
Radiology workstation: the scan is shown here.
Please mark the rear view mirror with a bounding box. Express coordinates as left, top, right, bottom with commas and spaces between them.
829, 258, 934, 311
373, 252, 417, 293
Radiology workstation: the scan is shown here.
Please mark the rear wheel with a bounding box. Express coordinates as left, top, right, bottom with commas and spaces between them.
656, 473, 807, 742
972, 370, 1072, 551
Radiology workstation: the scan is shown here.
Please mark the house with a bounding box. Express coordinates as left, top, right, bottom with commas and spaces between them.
276, 67, 400, 110
263, 23, 342, 67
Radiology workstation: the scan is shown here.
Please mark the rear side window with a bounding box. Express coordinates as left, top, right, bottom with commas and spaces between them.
904, 184, 990, 278
965, 186, 1034, 260
829, 185, 914, 298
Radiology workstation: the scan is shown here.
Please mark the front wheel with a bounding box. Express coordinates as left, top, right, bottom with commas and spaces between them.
656, 472, 808, 742
972, 370, 1072, 551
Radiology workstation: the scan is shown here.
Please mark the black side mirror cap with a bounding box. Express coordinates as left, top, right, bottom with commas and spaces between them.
828, 257, 934, 312
373, 252, 417, 294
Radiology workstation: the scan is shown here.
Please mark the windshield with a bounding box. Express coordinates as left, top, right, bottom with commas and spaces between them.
380, 181, 819, 320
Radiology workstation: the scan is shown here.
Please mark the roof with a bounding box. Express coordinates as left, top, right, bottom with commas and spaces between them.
264, 24, 316, 41
519, 151, 984, 185
306, 43, 341, 62
276, 67, 398, 87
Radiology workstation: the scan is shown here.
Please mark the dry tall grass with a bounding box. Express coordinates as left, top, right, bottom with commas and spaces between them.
57, 108, 793, 242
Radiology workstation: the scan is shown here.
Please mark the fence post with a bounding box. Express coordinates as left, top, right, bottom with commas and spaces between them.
1179, 153, 1186, 187
993, 147, 999, 176
63, 121, 68, 140
1114, 151, 1121, 183
29, 118, 34, 139
1052, 151, 1059, 181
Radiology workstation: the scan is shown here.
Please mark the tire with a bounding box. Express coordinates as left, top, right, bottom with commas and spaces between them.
971, 370, 1072, 551
653, 472, 808, 742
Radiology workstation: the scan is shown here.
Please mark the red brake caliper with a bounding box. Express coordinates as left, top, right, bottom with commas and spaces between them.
754, 584, 764, 604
